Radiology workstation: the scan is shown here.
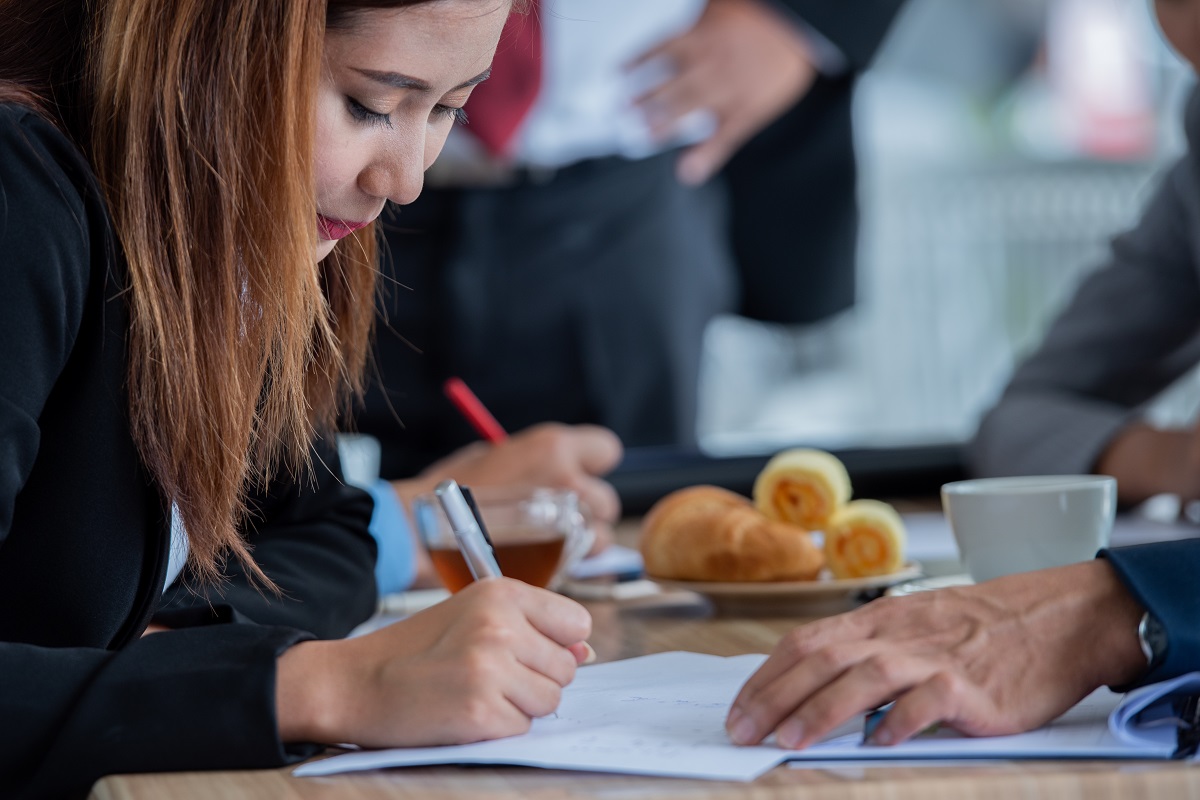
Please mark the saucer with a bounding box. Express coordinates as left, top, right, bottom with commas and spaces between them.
884, 573, 974, 597
649, 562, 923, 615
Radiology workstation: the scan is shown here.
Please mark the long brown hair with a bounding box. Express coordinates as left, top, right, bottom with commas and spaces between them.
0, 0, 445, 585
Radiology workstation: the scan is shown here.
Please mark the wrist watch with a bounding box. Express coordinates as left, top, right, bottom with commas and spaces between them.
1138, 611, 1168, 670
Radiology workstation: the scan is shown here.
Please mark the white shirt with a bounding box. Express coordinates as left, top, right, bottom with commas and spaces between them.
431, 0, 844, 176
432, 0, 707, 175
515, 0, 709, 167
163, 503, 190, 592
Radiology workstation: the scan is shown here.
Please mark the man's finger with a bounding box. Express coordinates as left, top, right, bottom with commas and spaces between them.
729, 614, 869, 718
727, 638, 878, 746
634, 58, 733, 135
775, 654, 936, 749
866, 671, 981, 745
623, 36, 673, 72
674, 91, 767, 184
622, 29, 695, 72
677, 133, 738, 186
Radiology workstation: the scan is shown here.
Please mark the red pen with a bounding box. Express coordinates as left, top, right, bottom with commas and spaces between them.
444, 377, 508, 443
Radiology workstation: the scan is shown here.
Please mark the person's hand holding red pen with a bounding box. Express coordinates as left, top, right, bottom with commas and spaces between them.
431, 378, 622, 536
388, 379, 624, 573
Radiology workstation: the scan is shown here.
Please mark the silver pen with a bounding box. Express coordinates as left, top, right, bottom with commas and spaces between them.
434, 479, 503, 580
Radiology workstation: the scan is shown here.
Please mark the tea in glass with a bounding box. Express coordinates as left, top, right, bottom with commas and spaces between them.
414, 487, 590, 591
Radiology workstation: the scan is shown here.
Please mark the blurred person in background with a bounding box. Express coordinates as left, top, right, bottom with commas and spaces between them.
971, 0, 1200, 512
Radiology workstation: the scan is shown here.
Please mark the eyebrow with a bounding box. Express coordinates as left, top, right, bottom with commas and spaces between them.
351, 67, 492, 93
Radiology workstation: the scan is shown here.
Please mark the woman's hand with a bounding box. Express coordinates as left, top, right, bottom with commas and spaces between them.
276, 578, 592, 747
726, 560, 1147, 750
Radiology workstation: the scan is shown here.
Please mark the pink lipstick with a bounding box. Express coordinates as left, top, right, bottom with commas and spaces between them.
317, 214, 371, 240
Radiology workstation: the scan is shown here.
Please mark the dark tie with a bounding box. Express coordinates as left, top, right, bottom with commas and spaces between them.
463, 3, 542, 158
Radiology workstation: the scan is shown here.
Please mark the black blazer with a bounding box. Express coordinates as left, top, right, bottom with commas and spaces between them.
725, 0, 907, 324
0, 105, 377, 797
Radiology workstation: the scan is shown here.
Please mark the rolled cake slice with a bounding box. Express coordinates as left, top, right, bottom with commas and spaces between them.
753, 448, 851, 530
823, 499, 907, 578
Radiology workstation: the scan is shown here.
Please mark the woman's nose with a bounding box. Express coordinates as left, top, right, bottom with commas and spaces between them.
359, 136, 425, 207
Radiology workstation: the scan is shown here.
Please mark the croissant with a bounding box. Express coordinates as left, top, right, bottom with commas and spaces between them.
823, 499, 907, 578
640, 486, 824, 582
753, 448, 851, 530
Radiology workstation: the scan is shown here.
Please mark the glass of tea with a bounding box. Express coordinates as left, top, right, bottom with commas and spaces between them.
413, 486, 594, 592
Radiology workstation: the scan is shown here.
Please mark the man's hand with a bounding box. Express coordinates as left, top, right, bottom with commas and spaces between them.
1096, 420, 1200, 507
629, 0, 818, 186
726, 560, 1147, 750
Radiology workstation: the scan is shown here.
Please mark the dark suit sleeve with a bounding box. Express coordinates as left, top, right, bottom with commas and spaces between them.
0, 107, 325, 798
1100, 541, 1200, 688
156, 435, 379, 641
0, 107, 91, 546
772, 0, 908, 70
971, 92, 1200, 478
725, 2, 906, 325
6, 625, 314, 798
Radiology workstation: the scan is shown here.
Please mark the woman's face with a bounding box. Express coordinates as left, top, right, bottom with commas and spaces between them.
314, 1, 508, 261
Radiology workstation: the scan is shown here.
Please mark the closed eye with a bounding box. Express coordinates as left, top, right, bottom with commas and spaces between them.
347, 97, 392, 129
434, 104, 468, 125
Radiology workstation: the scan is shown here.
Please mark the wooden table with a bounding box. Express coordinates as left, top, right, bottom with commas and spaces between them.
91, 522, 1200, 800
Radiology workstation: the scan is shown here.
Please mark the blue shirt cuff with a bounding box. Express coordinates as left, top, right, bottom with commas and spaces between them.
364, 479, 418, 595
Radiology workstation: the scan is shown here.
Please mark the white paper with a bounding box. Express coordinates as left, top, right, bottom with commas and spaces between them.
790, 688, 1172, 762
296, 652, 785, 782
1109, 516, 1200, 547
295, 652, 1184, 783
897, 512, 961, 563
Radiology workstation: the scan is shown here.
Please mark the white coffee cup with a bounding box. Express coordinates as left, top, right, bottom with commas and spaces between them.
941, 475, 1116, 583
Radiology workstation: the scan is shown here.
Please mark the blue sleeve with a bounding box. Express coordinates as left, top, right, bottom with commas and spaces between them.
365, 479, 419, 594
1100, 540, 1200, 687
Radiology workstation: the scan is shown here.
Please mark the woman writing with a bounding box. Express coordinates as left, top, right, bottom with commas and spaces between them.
0, 0, 591, 796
